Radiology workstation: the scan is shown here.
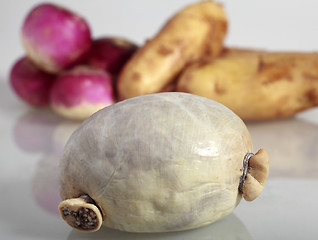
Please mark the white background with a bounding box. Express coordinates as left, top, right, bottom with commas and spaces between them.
0, 1, 318, 240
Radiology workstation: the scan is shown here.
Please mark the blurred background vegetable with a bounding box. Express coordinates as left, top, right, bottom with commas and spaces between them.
10, 57, 55, 107
21, 3, 92, 73
50, 66, 115, 120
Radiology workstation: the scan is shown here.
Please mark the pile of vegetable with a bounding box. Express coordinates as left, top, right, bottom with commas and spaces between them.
10, 1, 318, 120
10, 3, 137, 120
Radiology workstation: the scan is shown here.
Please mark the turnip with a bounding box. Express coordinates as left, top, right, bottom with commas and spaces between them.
86, 37, 137, 76
58, 92, 269, 233
10, 57, 55, 107
50, 66, 115, 120
21, 3, 91, 73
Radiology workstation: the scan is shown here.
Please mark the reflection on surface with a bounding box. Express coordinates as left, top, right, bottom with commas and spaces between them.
30, 118, 81, 215
31, 119, 81, 216
32, 154, 61, 215
247, 117, 318, 178
13, 108, 82, 216
52, 120, 81, 156
13, 108, 63, 153
67, 214, 250, 240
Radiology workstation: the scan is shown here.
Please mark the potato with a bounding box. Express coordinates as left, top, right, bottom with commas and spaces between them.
58, 92, 269, 233
177, 48, 318, 120
117, 1, 227, 100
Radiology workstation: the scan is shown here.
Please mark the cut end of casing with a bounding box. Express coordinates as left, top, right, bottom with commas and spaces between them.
58, 195, 103, 232
242, 149, 269, 201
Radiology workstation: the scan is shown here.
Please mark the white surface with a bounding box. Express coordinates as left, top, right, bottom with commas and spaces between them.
0, 0, 318, 239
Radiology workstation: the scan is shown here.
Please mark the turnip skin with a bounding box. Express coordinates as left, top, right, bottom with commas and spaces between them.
21, 3, 91, 73
59, 92, 255, 232
86, 37, 138, 77
10, 57, 55, 107
50, 66, 115, 120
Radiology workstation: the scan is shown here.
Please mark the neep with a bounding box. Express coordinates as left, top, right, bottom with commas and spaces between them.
21, 3, 91, 73
86, 37, 137, 76
50, 66, 114, 120
58, 92, 269, 233
10, 57, 55, 107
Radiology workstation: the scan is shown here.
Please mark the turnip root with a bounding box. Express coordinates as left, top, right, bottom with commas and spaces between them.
58, 92, 269, 233
10, 57, 55, 107
50, 66, 114, 121
117, 1, 227, 100
86, 37, 137, 76
21, 3, 91, 73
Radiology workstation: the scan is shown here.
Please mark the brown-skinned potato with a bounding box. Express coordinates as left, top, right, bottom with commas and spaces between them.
117, 1, 227, 100
177, 48, 318, 120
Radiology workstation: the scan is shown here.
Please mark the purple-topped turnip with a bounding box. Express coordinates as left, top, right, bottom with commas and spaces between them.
10, 57, 55, 107
50, 66, 115, 120
21, 3, 92, 73
86, 37, 137, 76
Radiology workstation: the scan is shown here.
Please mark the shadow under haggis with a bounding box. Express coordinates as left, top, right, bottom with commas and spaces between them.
67, 213, 251, 240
